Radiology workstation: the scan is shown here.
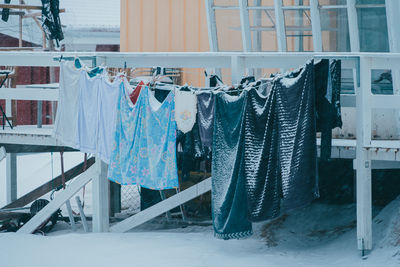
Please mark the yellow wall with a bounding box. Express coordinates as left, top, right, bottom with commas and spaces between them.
120, 0, 336, 85
121, 0, 210, 86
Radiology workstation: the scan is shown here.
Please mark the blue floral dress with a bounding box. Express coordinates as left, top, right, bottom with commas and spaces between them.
108, 83, 179, 190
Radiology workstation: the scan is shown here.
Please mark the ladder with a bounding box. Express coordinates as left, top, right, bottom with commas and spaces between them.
204, 0, 397, 55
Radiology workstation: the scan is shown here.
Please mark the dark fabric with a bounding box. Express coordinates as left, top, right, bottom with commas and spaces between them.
243, 88, 281, 221
212, 90, 252, 239
140, 187, 162, 210
240, 76, 255, 85
197, 91, 215, 156
209, 75, 222, 87
154, 88, 170, 103
315, 60, 342, 160
1, 0, 11, 22
176, 121, 203, 181
330, 60, 342, 129
243, 61, 318, 222
41, 0, 64, 44
275, 61, 318, 211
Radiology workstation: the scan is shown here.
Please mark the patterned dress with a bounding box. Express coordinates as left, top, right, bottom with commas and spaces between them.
108, 83, 179, 190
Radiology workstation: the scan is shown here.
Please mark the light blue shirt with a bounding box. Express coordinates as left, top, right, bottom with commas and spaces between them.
108, 83, 179, 190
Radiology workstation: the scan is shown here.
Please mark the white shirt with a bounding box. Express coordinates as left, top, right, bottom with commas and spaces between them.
53, 61, 82, 148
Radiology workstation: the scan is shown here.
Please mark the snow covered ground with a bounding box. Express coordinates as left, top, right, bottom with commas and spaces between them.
1, 154, 399, 267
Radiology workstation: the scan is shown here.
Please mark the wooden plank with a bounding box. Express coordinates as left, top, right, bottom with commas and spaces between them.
2, 157, 95, 210
0, 88, 59, 101
356, 56, 372, 251
0, 144, 77, 153
65, 200, 76, 231
0, 211, 28, 221
0, 4, 42, 10
75, 196, 89, 232
17, 165, 96, 234
110, 177, 211, 233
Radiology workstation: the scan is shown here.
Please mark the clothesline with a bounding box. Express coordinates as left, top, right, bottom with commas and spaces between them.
52, 56, 343, 240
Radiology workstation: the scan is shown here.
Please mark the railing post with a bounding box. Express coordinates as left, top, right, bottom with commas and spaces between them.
356, 56, 372, 252
231, 55, 245, 85
92, 158, 109, 232
6, 153, 17, 204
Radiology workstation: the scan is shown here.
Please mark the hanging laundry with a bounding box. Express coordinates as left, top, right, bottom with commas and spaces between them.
176, 121, 204, 181
75, 71, 102, 154
212, 90, 252, 240
97, 76, 121, 164
256, 78, 273, 97
130, 81, 145, 105
1, 0, 11, 22
274, 60, 318, 211
196, 91, 215, 153
243, 87, 281, 221
244, 62, 318, 221
41, 0, 64, 45
175, 90, 197, 134
53, 60, 82, 148
108, 85, 179, 190
315, 59, 342, 160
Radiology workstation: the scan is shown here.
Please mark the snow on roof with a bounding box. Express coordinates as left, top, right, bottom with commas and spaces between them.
17, 0, 120, 29
59, 0, 120, 29
0, 0, 120, 47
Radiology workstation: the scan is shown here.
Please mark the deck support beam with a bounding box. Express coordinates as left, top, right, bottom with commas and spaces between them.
356, 56, 372, 251
6, 153, 17, 204
92, 159, 109, 232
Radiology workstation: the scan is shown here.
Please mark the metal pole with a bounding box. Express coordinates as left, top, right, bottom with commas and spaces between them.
273, 0, 287, 52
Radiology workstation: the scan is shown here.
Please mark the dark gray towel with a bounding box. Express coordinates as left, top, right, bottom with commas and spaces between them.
275, 61, 318, 211
244, 61, 318, 222
212, 90, 252, 239
243, 87, 281, 221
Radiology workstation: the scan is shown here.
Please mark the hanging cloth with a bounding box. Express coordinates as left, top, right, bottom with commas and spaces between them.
1, 0, 11, 22
196, 91, 215, 150
174, 89, 197, 134
97, 76, 121, 164
243, 87, 281, 221
130, 81, 145, 105
53, 61, 82, 148
243, 61, 318, 222
315, 59, 342, 161
74, 71, 102, 154
108, 85, 179, 190
212, 90, 252, 240
41, 0, 64, 45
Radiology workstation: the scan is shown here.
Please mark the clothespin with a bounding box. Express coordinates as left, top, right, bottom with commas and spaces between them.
59, 55, 63, 62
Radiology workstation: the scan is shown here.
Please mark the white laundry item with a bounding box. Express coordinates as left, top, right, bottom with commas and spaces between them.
75, 71, 102, 154
53, 60, 82, 148
174, 90, 197, 133
97, 76, 121, 164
